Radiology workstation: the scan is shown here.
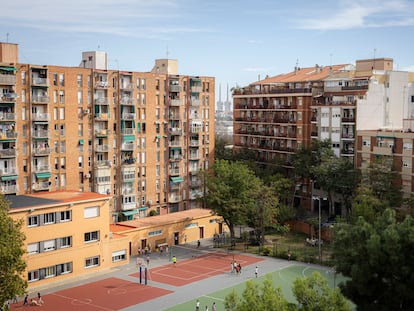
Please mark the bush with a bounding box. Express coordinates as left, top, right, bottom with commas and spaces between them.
262, 246, 272, 256
148, 210, 158, 216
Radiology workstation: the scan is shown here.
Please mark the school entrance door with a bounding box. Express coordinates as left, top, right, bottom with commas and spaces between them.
199, 227, 204, 239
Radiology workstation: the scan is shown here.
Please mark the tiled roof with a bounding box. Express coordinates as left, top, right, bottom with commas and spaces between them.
111, 208, 215, 232
252, 64, 350, 84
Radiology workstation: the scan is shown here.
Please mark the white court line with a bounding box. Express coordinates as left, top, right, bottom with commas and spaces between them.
202, 295, 225, 302
51, 293, 114, 311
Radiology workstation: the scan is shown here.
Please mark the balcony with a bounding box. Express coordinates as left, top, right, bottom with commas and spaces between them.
32, 96, 50, 103
0, 148, 16, 158
94, 129, 108, 136
32, 113, 50, 122
0, 167, 17, 176
169, 85, 182, 92
169, 140, 182, 147
32, 130, 49, 139
191, 86, 202, 93
121, 143, 135, 151
0, 74, 16, 84
32, 77, 48, 86
1, 93, 18, 103
120, 83, 134, 90
122, 171, 136, 182
189, 140, 199, 147
170, 99, 182, 106
95, 160, 112, 168
1, 184, 18, 194
95, 97, 109, 104
0, 131, 18, 140
189, 152, 200, 160
95, 145, 110, 152
95, 113, 109, 121
169, 168, 180, 175
168, 194, 182, 203
33, 147, 52, 156
33, 165, 50, 173
122, 158, 136, 165
121, 97, 134, 105
0, 112, 15, 122
169, 128, 182, 135
95, 81, 109, 88
121, 128, 136, 135
32, 181, 50, 191
121, 113, 136, 120
169, 155, 182, 162
190, 98, 201, 106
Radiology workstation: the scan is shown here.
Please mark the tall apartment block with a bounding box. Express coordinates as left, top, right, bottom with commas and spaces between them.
233, 58, 414, 212
0, 42, 215, 219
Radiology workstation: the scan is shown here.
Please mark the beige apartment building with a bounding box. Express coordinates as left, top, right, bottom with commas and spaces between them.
0, 42, 215, 220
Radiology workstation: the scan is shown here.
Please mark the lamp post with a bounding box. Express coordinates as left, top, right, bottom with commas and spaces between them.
312, 196, 324, 263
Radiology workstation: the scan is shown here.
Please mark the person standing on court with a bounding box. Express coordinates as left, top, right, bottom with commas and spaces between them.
212, 302, 217, 311
197, 240, 201, 248
37, 292, 44, 305
146, 255, 150, 266
196, 299, 200, 311
172, 255, 177, 266
255, 266, 258, 278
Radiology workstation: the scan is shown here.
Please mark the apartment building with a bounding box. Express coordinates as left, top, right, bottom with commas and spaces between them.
233, 58, 414, 211
0, 42, 215, 219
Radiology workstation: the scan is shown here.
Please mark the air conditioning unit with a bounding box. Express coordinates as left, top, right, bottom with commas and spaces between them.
83, 109, 90, 114
84, 173, 91, 178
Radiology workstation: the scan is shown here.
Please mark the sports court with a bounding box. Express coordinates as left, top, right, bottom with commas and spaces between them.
163, 264, 347, 311
131, 251, 264, 287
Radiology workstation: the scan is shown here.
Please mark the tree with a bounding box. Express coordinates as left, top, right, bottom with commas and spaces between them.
361, 156, 403, 208
204, 160, 261, 240
332, 209, 414, 310
224, 273, 351, 311
224, 277, 291, 311
350, 185, 387, 224
293, 272, 352, 311
0, 195, 27, 307
215, 136, 234, 161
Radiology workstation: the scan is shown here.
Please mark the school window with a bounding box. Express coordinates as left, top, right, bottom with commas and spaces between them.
60, 210, 71, 222
28, 243, 39, 255
77, 90, 83, 104
43, 212, 55, 225
28, 270, 40, 282
58, 262, 72, 274
84, 206, 99, 218
59, 73, 65, 86
112, 250, 126, 262
84, 231, 99, 243
44, 265, 56, 278
85, 256, 100, 268
43, 239, 56, 252
28, 215, 39, 227
77, 74, 83, 87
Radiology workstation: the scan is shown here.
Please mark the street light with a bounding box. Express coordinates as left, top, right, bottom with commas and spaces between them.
312, 196, 326, 263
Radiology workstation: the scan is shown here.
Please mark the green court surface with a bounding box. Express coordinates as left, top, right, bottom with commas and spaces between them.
163, 264, 347, 311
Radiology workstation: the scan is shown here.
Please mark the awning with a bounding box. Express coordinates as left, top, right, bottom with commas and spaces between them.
1, 175, 18, 181
36, 172, 51, 179
0, 66, 17, 71
170, 147, 182, 151
0, 139, 16, 143
79, 139, 84, 145
170, 176, 184, 183
138, 207, 147, 211
123, 135, 135, 142
122, 210, 138, 216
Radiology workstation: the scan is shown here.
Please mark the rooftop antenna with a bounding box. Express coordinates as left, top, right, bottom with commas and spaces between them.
97, 45, 100, 51
166, 46, 169, 59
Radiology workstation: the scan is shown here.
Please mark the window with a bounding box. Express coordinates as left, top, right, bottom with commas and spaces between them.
59, 107, 65, 120
84, 230, 99, 242
28, 242, 39, 255
28, 215, 39, 227
44, 265, 56, 278
59, 90, 65, 103
77, 74, 83, 87
112, 250, 126, 262
43, 239, 56, 252
58, 262, 72, 274
28, 270, 39, 282
403, 142, 412, 150
59, 73, 65, 86
60, 210, 71, 222
363, 139, 371, 147
43, 212, 55, 225
85, 256, 100, 268
59, 236, 72, 248
77, 90, 83, 104
148, 230, 162, 237
84, 206, 99, 218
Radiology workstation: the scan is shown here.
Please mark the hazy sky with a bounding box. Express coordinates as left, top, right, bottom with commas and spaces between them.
2, 0, 414, 99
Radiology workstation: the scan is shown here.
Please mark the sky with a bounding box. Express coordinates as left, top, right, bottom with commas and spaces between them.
1, 0, 414, 102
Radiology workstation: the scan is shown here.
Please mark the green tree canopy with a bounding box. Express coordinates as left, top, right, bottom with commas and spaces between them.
205, 160, 262, 239
332, 209, 414, 310
0, 195, 27, 306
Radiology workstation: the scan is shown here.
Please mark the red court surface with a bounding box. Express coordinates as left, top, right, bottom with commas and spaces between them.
131, 253, 264, 287
10, 277, 172, 311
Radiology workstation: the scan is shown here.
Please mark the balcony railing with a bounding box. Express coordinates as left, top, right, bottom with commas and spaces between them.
0, 113, 15, 121
0, 131, 18, 140
0, 167, 17, 176
0, 149, 16, 158
32, 96, 49, 103
32, 77, 48, 85
0, 74, 16, 84
95, 97, 109, 104
1, 185, 18, 194
95, 81, 109, 88
169, 128, 182, 135
33, 165, 50, 173
120, 97, 134, 105
95, 160, 112, 168
121, 113, 136, 120
32, 130, 49, 139
121, 128, 135, 135
32, 113, 50, 121
169, 85, 182, 92
168, 194, 182, 203
33, 147, 52, 155
32, 181, 50, 191
95, 145, 110, 152
121, 143, 135, 151
95, 113, 109, 121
